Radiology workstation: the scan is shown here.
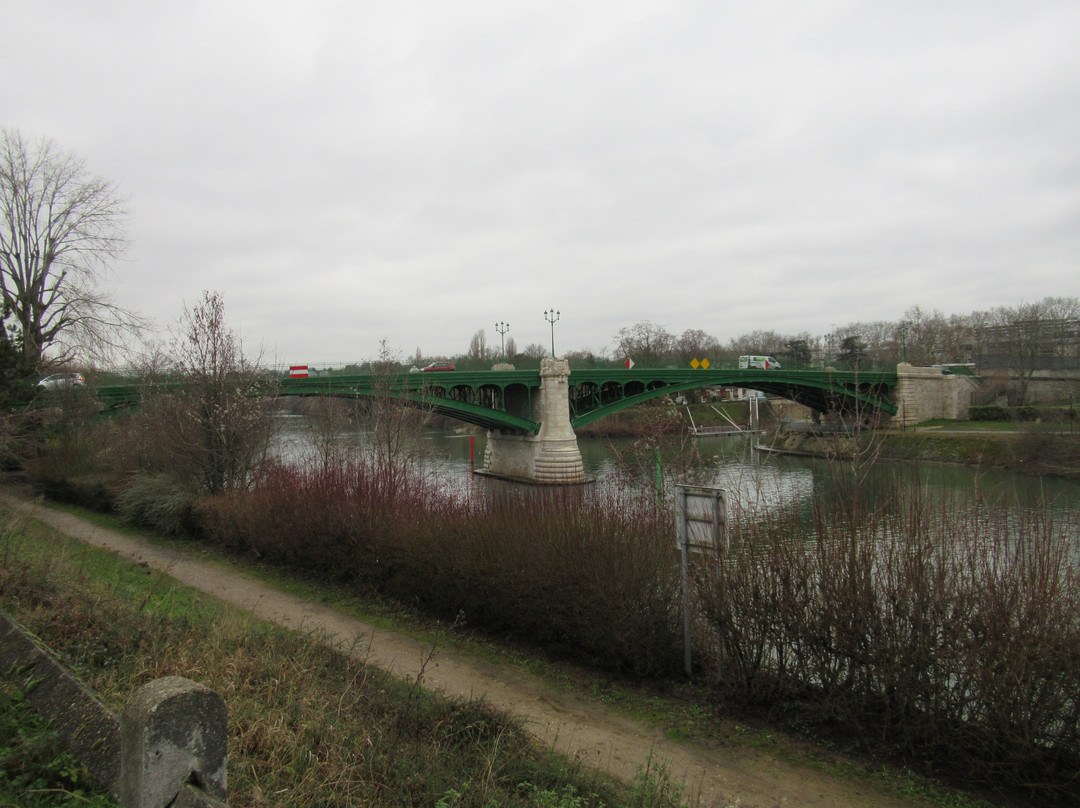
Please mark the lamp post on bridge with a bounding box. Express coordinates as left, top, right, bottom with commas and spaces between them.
899, 322, 909, 363
495, 321, 510, 362
544, 309, 560, 357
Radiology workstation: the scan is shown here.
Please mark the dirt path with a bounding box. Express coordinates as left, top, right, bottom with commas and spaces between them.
4, 493, 921, 808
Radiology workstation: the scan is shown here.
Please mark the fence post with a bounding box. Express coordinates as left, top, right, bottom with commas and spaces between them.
120, 676, 228, 808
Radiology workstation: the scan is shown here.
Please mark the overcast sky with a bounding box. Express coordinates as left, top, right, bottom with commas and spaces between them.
4, 1, 1079, 366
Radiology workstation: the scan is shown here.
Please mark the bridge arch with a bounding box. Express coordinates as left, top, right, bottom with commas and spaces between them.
93, 366, 899, 435
566, 368, 897, 428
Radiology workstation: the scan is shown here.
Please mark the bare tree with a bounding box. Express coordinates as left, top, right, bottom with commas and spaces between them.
368, 339, 432, 484
159, 291, 277, 494
303, 394, 360, 472
978, 296, 1080, 403
564, 346, 610, 368
614, 320, 675, 366
726, 329, 785, 358
898, 305, 962, 366
522, 343, 547, 360
467, 328, 488, 362
674, 328, 721, 366
0, 129, 142, 365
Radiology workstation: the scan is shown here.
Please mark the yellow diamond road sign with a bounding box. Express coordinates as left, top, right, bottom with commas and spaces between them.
691, 358, 711, 370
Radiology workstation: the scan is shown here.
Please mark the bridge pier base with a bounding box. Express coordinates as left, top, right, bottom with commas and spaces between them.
482, 357, 586, 484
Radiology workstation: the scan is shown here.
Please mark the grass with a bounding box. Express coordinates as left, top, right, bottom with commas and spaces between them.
0, 503, 697, 808
901, 419, 1079, 434
34, 498, 569, 659
0, 682, 116, 808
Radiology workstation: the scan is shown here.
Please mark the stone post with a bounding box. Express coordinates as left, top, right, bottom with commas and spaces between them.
120, 676, 228, 808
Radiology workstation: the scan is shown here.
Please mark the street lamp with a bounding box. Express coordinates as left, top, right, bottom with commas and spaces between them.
898, 322, 909, 363
544, 309, 560, 357
495, 321, 510, 362
824, 332, 834, 367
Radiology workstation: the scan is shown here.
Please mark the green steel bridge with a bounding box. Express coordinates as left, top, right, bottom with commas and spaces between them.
95, 367, 898, 433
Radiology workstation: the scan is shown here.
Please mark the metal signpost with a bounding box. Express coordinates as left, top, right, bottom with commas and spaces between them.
675, 484, 729, 677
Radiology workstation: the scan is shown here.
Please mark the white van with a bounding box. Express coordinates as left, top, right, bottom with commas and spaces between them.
738, 355, 781, 370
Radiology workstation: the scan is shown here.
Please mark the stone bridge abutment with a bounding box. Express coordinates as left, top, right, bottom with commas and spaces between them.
887, 363, 978, 427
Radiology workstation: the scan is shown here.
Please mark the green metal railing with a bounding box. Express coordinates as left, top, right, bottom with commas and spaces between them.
88, 367, 898, 433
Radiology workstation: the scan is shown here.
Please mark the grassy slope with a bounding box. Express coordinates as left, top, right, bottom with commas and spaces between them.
0, 505, 655, 808
0, 499, 999, 808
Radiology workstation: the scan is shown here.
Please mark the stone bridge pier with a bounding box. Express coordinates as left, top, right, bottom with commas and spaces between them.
481, 357, 587, 484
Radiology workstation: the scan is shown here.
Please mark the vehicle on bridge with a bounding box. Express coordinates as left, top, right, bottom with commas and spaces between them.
421, 362, 456, 372
738, 355, 781, 370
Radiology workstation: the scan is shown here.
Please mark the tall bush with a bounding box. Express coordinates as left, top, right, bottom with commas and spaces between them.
192, 459, 684, 675
696, 478, 1080, 799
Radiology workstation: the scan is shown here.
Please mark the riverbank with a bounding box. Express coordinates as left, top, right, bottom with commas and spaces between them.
575, 401, 1080, 478
766, 423, 1080, 477
0, 491, 936, 808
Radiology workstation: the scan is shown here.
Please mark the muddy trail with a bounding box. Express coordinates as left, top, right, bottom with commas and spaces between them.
4, 493, 922, 808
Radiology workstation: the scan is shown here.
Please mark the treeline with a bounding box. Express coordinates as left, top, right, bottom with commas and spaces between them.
602, 296, 1080, 371
319, 295, 1080, 375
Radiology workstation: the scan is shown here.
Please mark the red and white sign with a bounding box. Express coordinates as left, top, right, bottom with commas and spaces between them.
290, 365, 309, 379
624, 358, 635, 369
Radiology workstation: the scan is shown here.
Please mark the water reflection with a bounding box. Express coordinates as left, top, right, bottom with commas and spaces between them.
272, 415, 1080, 516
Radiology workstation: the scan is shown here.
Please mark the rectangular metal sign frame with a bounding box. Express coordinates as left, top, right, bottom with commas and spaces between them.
676, 484, 729, 677
675, 484, 729, 556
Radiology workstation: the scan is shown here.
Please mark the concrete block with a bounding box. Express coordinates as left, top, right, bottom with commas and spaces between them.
120, 676, 227, 808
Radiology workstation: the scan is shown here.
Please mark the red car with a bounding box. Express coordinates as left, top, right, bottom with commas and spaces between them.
421, 362, 456, 372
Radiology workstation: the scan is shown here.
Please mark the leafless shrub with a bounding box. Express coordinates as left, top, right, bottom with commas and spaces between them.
189, 457, 683, 675
367, 339, 434, 487
109, 293, 277, 495
696, 471, 1080, 799
300, 394, 361, 471
606, 403, 711, 496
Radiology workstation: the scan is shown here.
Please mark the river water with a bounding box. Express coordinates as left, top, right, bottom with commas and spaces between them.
273, 415, 1080, 517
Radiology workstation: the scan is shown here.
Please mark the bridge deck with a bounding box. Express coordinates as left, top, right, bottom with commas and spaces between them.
92, 367, 898, 433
